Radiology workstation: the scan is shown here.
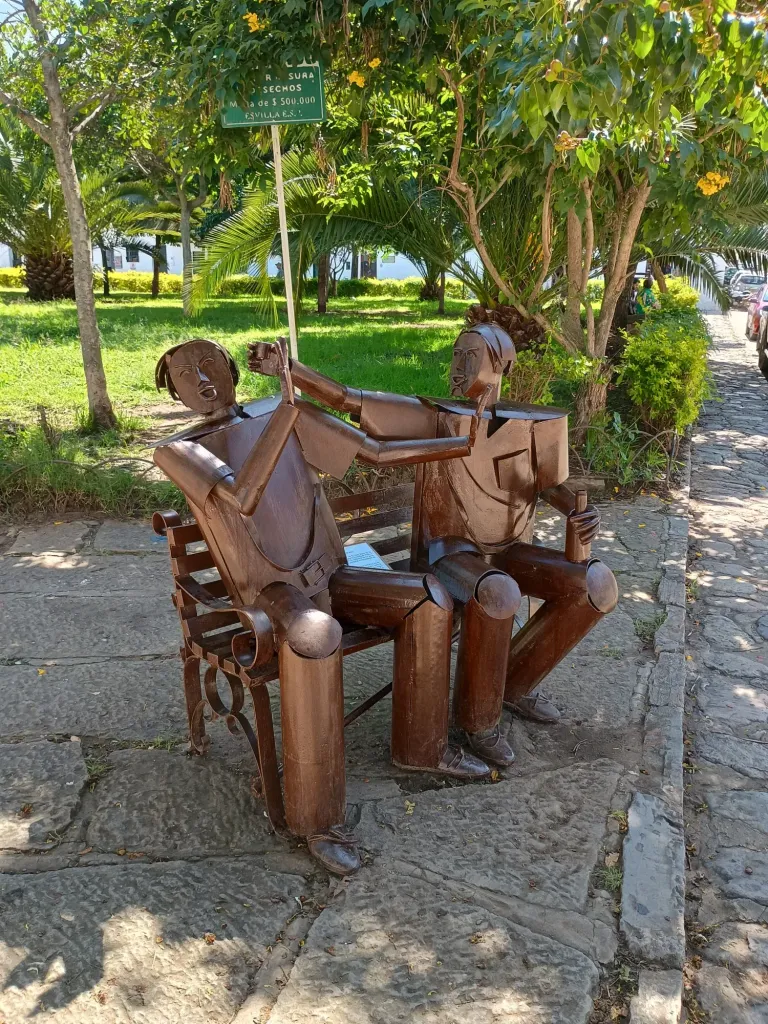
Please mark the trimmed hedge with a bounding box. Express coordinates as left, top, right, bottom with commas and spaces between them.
0, 267, 24, 288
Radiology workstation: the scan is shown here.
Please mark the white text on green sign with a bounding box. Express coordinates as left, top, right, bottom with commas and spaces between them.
222, 61, 326, 127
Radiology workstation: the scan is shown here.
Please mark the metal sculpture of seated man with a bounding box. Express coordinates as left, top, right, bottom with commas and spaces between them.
248, 328, 619, 768
152, 338, 491, 877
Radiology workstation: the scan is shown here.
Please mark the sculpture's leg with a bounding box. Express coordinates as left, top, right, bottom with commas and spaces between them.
432, 551, 521, 766
494, 544, 618, 707
182, 649, 209, 754
263, 581, 359, 876
329, 566, 489, 779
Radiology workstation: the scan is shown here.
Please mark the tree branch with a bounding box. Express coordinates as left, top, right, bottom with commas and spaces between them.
476, 164, 516, 214
529, 164, 556, 304
0, 89, 51, 143
188, 174, 207, 211
71, 88, 118, 136
438, 66, 562, 343
581, 180, 595, 355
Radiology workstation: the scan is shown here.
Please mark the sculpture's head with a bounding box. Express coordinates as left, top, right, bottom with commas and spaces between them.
155, 339, 239, 414
450, 324, 516, 401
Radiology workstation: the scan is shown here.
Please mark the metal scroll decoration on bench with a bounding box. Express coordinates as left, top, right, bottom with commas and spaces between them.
151, 338, 492, 877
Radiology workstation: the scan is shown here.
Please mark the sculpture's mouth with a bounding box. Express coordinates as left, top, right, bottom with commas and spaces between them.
451, 373, 467, 393
198, 383, 218, 401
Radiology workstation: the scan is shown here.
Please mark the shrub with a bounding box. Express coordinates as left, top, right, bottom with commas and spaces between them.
0, 267, 24, 289
618, 309, 711, 434
582, 412, 670, 486
504, 340, 596, 405
658, 277, 699, 311
108, 270, 182, 294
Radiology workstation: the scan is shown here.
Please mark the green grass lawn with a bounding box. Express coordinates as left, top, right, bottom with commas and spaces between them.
0, 288, 466, 519
0, 289, 466, 422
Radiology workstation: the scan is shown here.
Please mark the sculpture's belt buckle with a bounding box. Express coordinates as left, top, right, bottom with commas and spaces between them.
300, 557, 328, 588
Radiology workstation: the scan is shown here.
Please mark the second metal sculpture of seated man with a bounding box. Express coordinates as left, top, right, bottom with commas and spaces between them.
249, 327, 619, 768
152, 339, 491, 876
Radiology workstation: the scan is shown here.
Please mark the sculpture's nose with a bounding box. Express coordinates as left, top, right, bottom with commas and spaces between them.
196, 367, 217, 400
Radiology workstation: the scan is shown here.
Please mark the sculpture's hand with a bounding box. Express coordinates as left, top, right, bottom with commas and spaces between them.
568, 504, 600, 543
274, 338, 295, 405
469, 384, 494, 448
247, 341, 282, 377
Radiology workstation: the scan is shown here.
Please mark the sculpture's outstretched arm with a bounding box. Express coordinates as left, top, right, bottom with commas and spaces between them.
540, 484, 600, 544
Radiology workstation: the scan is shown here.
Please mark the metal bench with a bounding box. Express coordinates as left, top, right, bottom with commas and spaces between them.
153, 481, 416, 834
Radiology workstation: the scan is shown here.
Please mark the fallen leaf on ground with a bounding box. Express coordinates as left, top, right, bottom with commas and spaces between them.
203, 933, 216, 944
404, 800, 415, 815
604, 852, 619, 867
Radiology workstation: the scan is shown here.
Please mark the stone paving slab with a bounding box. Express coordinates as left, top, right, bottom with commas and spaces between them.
707, 791, 768, 851
268, 869, 599, 1024
85, 749, 283, 859
0, 739, 87, 850
0, 552, 170, 595
2, 594, 178, 660
92, 519, 172, 553
360, 760, 621, 914
8, 521, 90, 555
0, 857, 305, 1023
0, 660, 186, 741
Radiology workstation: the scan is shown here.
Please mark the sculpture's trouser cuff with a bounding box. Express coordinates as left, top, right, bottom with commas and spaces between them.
433, 551, 522, 734
266, 582, 345, 839
491, 543, 619, 704
329, 566, 453, 769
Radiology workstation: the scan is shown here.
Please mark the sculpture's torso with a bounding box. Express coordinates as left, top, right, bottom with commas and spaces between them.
168, 397, 350, 606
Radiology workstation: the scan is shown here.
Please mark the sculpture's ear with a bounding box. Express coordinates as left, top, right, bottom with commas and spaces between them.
155, 345, 181, 400
533, 415, 569, 490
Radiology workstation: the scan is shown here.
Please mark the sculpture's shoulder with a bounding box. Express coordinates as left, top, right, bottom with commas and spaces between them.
240, 394, 282, 419
419, 396, 485, 418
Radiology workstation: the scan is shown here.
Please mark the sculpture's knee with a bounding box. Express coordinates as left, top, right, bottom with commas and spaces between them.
474, 571, 521, 620
586, 559, 619, 614
421, 574, 454, 615
284, 608, 342, 660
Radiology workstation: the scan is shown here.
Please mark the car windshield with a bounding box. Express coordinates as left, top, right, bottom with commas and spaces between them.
741, 277, 765, 286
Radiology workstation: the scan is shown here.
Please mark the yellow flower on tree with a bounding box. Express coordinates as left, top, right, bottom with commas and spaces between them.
696, 169, 730, 196
368, 58, 381, 68
348, 70, 366, 87
243, 12, 264, 31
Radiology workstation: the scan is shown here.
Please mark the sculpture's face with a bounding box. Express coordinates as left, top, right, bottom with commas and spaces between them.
450, 332, 499, 400
167, 341, 236, 413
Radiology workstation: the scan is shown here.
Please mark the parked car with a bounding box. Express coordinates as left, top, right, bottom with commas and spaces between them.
723, 266, 740, 287
746, 285, 768, 341
756, 304, 768, 379
729, 272, 768, 306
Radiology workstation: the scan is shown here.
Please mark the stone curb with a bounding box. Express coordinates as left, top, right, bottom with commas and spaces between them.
625, 442, 692, 1024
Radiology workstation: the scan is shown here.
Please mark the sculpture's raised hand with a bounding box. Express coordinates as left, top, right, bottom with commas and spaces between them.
247, 341, 282, 377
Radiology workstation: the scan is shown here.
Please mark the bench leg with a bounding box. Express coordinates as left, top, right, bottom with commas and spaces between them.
182, 651, 209, 754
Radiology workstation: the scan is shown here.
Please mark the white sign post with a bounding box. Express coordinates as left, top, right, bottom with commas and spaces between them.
270, 124, 298, 364
222, 61, 326, 368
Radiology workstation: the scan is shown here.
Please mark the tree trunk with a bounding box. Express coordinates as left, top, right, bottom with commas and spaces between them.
99, 245, 110, 297
151, 235, 162, 299
572, 376, 608, 446
438, 269, 446, 314
317, 253, 329, 313
563, 207, 586, 353
350, 246, 359, 279
330, 275, 338, 298
31, 1, 116, 429
651, 259, 667, 292
610, 261, 638, 336
178, 186, 193, 317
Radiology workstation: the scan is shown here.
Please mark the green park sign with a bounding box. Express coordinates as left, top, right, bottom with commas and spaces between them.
222, 61, 326, 127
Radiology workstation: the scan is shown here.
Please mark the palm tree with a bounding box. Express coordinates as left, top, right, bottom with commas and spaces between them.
0, 149, 75, 300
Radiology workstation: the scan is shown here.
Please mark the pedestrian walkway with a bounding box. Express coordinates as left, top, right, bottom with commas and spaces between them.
686, 312, 768, 1021
0, 435, 686, 1022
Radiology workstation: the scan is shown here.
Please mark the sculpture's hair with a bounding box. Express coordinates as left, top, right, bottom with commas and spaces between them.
155, 339, 240, 401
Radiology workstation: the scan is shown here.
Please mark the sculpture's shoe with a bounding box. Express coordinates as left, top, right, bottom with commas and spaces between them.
307, 826, 361, 876
393, 743, 490, 779
506, 687, 561, 723
467, 725, 516, 766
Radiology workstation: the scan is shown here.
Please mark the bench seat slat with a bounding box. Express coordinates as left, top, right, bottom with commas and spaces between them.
338, 506, 412, 539
330, 483, 415, 517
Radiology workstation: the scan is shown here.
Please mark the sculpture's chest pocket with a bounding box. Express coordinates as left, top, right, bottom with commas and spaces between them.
493, 448, 532, 492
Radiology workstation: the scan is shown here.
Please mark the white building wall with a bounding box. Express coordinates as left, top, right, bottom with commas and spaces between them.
91, 239, 185, 275
0, 244, 13, 269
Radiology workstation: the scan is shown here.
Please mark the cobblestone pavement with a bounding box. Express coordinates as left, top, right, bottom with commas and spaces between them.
686, 312, 768, 1022
0, 456, 684, 1020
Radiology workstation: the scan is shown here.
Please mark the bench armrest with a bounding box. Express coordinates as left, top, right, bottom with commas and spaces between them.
175, 576, 275, 670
